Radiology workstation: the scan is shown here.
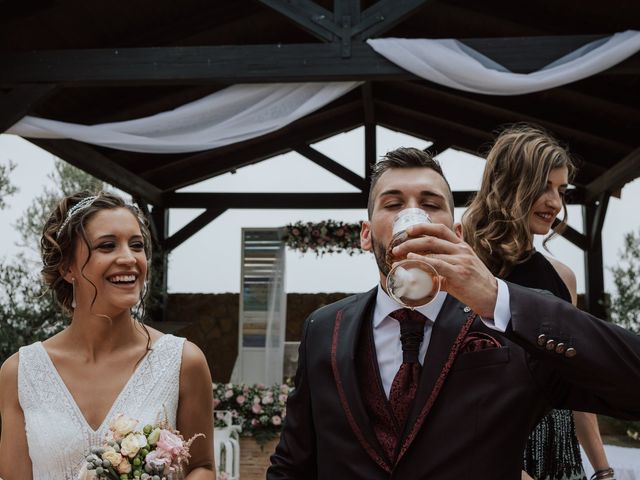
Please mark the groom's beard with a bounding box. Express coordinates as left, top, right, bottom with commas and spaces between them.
370, 234, 391, 277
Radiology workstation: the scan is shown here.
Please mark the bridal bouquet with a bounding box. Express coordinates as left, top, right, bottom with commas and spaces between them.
79, 413, 204, 480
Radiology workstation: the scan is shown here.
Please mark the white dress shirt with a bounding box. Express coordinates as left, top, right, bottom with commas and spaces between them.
372, 279, 510, 398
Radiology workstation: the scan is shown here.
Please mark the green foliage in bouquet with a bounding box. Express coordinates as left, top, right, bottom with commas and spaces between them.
213, 382, 292, 446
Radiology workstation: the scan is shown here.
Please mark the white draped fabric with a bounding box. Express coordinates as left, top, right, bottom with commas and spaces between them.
7, 82, 361, 153
367, 30, 640, 95
264, 237, 286, 386
7, 31, 639, 154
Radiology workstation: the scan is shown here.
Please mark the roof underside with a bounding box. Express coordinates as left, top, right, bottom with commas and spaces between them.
1, 0, 639, 209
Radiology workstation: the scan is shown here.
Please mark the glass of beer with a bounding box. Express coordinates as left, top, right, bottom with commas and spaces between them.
385, 208, 440, 308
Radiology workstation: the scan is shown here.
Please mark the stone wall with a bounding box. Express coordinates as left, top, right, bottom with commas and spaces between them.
154, 292, 353, 382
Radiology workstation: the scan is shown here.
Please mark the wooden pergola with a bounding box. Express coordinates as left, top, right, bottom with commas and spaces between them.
2, 0, 639, 318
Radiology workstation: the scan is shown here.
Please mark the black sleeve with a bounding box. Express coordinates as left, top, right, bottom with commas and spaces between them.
505, 281, 640, 419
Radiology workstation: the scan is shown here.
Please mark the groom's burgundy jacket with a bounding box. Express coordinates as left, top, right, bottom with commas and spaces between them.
267, 282, 640, 480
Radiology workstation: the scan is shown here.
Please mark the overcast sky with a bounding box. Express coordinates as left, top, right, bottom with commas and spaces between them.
0, 130, 637, 296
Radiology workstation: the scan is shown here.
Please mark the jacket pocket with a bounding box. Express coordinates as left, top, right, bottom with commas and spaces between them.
453, 346, 510, 371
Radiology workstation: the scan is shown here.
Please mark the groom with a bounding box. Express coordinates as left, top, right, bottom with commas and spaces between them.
267, 147, 640, 479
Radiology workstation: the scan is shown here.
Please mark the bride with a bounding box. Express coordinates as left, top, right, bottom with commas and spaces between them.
0, 191, 215, 479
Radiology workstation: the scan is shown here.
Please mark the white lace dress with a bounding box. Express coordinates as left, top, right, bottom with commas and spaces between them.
18, 334, 185, 480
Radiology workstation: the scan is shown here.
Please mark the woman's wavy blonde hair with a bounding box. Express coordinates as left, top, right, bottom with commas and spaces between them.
461, 124, 576, 277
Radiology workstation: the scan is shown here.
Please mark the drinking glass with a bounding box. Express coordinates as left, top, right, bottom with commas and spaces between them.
385, 208, 441, 308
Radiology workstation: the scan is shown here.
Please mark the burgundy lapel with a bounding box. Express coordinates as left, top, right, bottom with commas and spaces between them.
396, 297, 477, 462
331, 288, 393, 474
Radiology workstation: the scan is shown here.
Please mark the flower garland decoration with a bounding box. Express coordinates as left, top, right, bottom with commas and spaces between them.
284, 220, 363, 256
213, 382, 292, 446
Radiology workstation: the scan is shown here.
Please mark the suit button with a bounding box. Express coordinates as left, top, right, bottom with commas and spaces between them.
565, 347, 577, 358
545, 339, 556, 350
537, 334, 547, 346
463, 306, 471, 313
555, 343, 566, 354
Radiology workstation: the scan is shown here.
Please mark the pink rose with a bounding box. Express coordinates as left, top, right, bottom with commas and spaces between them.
272, 415, 282, 426
213, 398, 221, 408
236, 395, 246, 405
280, 384, 290, 394
252, 403, 262, 414
116, 458, 132, 474
279, 394, 288, 403
224, 389, 234, 399
156, 429, 186, 458
253, 396, 261, 404
251, 419, 258, 426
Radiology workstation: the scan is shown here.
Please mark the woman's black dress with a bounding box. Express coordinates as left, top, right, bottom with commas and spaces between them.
505, 252, 587, 480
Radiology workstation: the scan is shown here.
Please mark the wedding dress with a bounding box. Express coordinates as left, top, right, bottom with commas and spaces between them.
18, 334, 185, 480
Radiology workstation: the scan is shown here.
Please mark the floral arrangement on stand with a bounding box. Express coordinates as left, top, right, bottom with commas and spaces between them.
213, 382, 293, 446
79, 413, 203, 480
284, 220, 363, 256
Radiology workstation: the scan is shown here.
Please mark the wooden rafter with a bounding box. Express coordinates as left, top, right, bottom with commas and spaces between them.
585, 147, 640, 202
2, 35, 637, 87
141, 101, 363, 191
0, 84, 57, 132
164, 208, 226, 251
294, 144, 367, 190
29, 139, 164, 205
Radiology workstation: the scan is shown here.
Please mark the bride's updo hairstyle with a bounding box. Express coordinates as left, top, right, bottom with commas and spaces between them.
40, 191, 152, 316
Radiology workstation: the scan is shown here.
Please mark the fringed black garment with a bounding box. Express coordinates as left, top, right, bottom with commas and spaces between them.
505, 251, 587, 480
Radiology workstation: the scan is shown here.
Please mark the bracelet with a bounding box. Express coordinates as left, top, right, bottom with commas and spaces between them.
590, 468, 615, 480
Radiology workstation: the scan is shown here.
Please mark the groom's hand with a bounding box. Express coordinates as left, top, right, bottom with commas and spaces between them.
392, 223, 498, 318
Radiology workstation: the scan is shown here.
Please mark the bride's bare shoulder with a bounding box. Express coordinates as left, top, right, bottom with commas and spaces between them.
0, 351, 19, 401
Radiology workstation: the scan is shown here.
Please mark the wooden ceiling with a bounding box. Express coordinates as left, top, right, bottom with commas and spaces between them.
1, 0, 639, 210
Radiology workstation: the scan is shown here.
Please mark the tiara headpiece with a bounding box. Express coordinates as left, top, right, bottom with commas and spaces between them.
55, 196, 98, 238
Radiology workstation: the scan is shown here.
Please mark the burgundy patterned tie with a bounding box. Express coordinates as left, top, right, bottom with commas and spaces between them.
388, 308, 427, 428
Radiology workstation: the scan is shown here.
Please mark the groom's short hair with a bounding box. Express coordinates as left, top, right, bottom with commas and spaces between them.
367, 147, 455, 219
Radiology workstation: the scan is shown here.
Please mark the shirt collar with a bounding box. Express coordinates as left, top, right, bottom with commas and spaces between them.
373, 283, 447, 329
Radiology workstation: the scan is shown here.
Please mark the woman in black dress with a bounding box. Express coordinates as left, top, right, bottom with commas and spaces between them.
462, 124, 614, 480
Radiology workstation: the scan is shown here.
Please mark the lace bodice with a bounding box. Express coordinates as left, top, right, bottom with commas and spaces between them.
18, 334, 185, 480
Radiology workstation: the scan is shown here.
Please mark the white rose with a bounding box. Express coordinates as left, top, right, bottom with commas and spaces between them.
120, 432, 147, 458
108, 413, 138, 440
102, 447, 123, 467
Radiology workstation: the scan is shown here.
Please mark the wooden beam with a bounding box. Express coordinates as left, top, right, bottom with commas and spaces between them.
590, 193, 610, 249
294, 144, 367, 190
3, 36, 636, 87
385, 81, 631, 162
164, 208, 226, 251
28, 139, 164, 206
0, 84, 57, 132
141, 101, 363, 191
375, 99, 494, 151
584, 147, 640, 203
149, 206, 169, 321
583, 203, 606, 318
553, 221, 588, 250
362, 81, 375, 183
355, 0, 430, 39
164, 192, 368, 209
257, 0, 336, 42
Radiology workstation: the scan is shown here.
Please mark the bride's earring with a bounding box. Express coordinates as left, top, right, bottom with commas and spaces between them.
71, 277, 77, 309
